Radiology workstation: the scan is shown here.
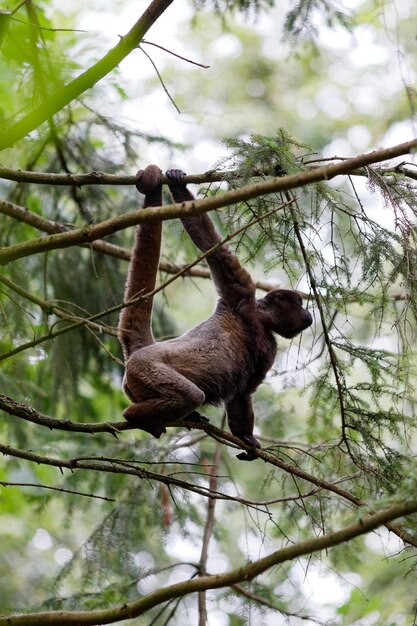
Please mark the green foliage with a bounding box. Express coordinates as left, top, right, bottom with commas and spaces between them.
193, 0, 351, 41
222, 129, 310, 178
284, 0, 352, 41
194, 0, 274, 13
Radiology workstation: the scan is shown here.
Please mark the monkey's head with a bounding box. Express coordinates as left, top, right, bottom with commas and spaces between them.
135, 164, 162, 195
257, 289, 312, 339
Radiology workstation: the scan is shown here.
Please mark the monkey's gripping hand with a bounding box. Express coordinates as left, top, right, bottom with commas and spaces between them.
165, 169, 186, 184
236, 435, 261, 462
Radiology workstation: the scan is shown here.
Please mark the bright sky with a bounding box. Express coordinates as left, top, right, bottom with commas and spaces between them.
72, 0, 417, 172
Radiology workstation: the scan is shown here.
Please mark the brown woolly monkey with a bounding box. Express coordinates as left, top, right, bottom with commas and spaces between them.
118, 165, 312, 460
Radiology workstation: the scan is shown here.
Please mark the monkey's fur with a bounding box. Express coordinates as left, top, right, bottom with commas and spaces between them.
118, 165, 312, 460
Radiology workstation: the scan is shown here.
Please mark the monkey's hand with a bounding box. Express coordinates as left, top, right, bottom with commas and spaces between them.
165, 169, 186, 184
236, 435, 261, 461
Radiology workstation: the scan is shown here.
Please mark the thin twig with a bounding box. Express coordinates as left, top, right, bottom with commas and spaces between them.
141, 38, 210, 68
139, 44, 181, 113
0, 481, 115, 501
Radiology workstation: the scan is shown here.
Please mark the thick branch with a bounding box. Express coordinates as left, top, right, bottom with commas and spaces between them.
2, 500, 417, 625
0, 198, 274, 290
0, 393, 128, 434
0, 0, 174, 150
1, 138, 416, 265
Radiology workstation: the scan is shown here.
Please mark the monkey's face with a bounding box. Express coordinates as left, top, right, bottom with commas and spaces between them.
258, 289, 312, 339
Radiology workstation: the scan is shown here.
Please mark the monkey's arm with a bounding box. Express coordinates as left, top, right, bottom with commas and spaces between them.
118, 166, 162, 359
166, 170, 256, 306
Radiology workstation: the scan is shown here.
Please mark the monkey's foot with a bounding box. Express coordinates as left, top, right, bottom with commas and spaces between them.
183, 411, 210, 429
123, 406, 167, 438
236, 435, 261, 462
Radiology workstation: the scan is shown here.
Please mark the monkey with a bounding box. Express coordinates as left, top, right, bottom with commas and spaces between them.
118, 165, 313, 460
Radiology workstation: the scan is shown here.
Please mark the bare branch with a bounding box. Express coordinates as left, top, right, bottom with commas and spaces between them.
0, 393, 128, 434
0, 481, 115, 501
198, 436, 223, 625
141, 39, 210, 68
139, 44, 181, 113
2, 499, 417, 625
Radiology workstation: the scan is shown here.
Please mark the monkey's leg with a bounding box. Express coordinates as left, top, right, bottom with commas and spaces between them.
226, 395, 261, 461
123, 362, 205, 438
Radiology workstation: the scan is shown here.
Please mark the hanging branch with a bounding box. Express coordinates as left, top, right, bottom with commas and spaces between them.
290, 214, 350, 450
1, 138, 416, 266
198, 434, 224, 625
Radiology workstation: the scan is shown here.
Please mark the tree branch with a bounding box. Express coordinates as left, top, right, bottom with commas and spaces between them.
2, 499, 417, 625
0, 198, 295, 360
1, 392, 415, 547
0, 393, 128, 434
0, 198, 275, 291
0, 274, 117, 336
1, 138, 416, 265
0, 481, 115, 501
0, 440, 236, 503
198, 437, 223, 625
0, 163, 415, 187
